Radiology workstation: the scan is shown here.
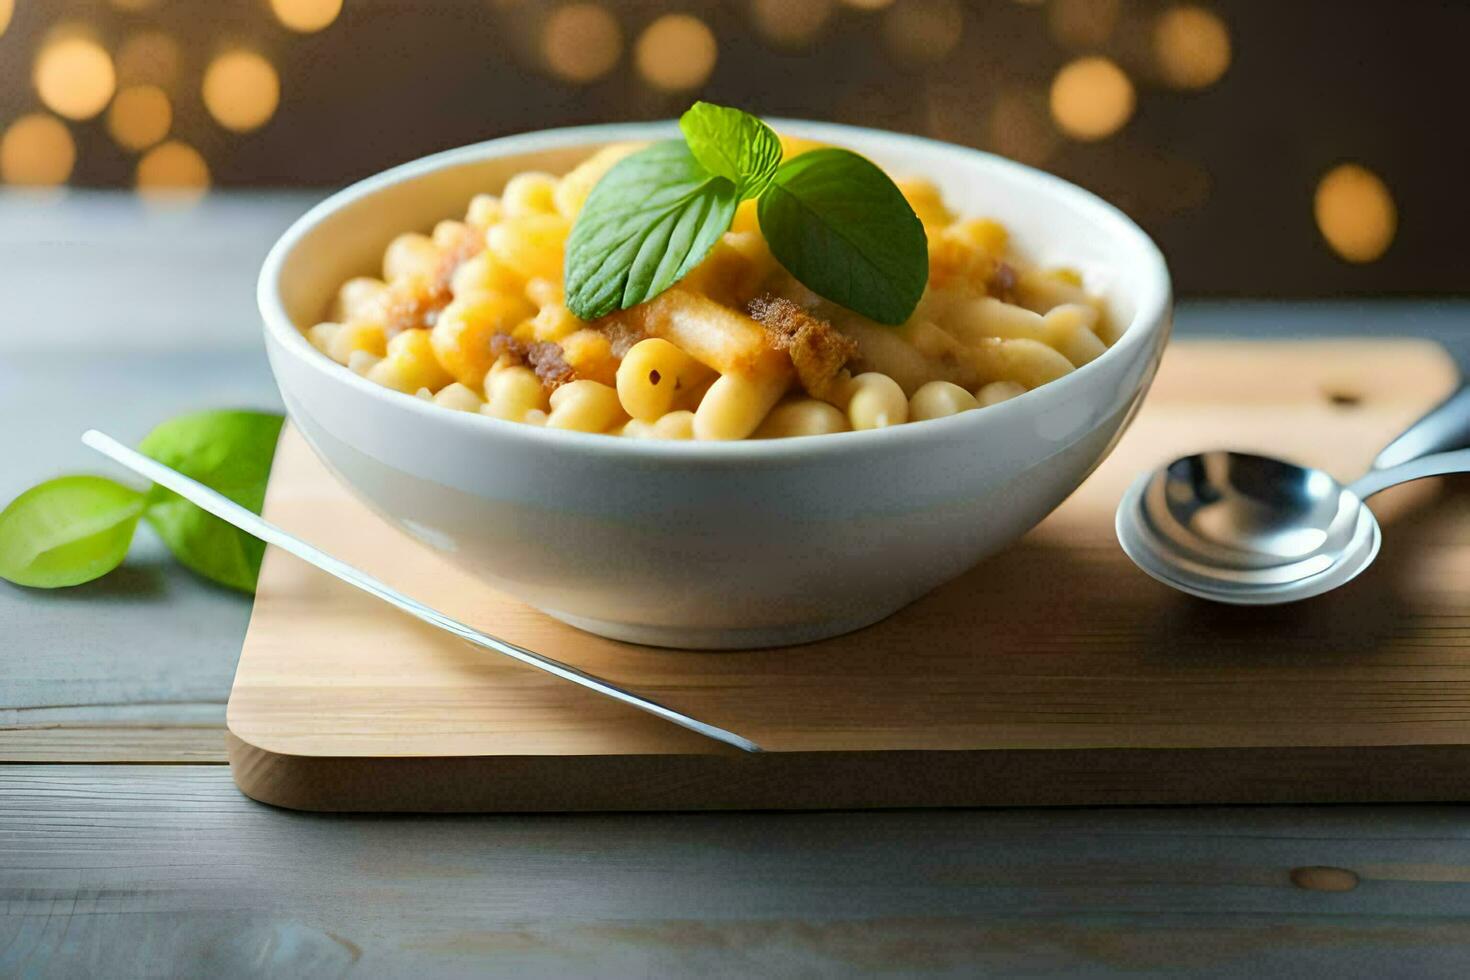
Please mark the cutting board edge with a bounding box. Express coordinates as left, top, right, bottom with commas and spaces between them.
227, 732, 1470, 812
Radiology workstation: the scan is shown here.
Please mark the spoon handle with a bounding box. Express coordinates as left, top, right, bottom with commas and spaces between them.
1350, 447, 1470, 500
81, 429, 761, 754
1373, 384, 1470, 470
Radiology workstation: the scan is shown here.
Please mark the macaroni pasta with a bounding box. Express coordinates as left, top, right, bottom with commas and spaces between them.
303, 140, 1116, 440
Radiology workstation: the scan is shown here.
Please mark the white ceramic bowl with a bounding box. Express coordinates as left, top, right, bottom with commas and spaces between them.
259, 120, 1171, 649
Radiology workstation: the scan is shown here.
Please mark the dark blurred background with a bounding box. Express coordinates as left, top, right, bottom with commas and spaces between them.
1, 0, 1463, 296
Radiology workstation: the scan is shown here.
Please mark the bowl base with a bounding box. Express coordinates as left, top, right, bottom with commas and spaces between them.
540, 603, 910, 650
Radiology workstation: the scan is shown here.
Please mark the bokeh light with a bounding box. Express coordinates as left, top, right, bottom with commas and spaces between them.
1315, 164, 1396, 263
1049, 56, 1135, 141
109, 0, 160, 10
108, 85, 173, 152
751, 0, 834, 47
0, 0, 12, 40
116, 31, 182, 87
270, 0, 344, 33
989, 90, 1059, 166
1155, 6, 1232, 90
1047, 0, 1120, 49
137, 140, 211, 200
203, 50, 281, 132
34, 35, 118, 121
635, 14, 717, 91
542, 3, 623, 83
882, 0, 963, 67
0, 114, 76, 187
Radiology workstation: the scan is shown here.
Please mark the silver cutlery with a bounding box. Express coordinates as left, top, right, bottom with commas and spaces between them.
82, 429, 762, 753
1116, 384, 1470, 604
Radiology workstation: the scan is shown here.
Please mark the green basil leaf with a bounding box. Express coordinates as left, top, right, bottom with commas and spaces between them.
679, 101, 783, 200
757, 148, 929, 326
564, 139, 738, 320
0, 476, 143, 588
139, 410, 285, 594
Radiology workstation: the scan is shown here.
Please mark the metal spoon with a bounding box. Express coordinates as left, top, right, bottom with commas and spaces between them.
1372, 384, 1470, 470
81, 429, 762, 753
1116, 384, 1470, 605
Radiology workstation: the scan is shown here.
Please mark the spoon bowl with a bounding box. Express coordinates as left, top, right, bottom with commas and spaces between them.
1116, 451, 1381, 604
1116, 380, 1470, 606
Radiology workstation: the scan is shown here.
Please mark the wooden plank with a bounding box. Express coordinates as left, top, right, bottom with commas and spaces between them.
229, 340, 1470, 810
0, 726, 225, 764
7, 766, 1470, 978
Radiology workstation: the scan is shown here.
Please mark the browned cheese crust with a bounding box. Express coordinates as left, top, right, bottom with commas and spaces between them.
596, 317, 649, 358
489, 334, 577, 389
383, 226, 486, 336
746, 294, 858, 399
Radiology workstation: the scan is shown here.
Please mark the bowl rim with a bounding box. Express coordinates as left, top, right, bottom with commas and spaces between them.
258, 118, 1172, 462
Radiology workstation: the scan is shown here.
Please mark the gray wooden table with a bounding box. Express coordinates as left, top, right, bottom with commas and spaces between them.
4, 192, 1470, 978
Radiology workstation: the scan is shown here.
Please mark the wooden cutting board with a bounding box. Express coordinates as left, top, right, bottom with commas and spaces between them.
229, 339, 1470, 811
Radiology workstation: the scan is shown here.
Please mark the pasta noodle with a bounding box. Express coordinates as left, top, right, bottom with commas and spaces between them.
694, 367, 792, 441
755, 399, 849, 438
844, 372, 909, 430
616, 338, 712, 422
546, 379, 624, 432
909, 381, 979, 421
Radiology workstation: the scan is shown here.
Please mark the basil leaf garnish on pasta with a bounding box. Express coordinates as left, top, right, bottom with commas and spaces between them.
679, 101, 782, 201
757, 148, 928, 326
564, 102, 928, 325
564, 140, 738, 320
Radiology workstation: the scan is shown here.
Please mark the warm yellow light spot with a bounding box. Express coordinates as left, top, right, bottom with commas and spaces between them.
1154, 6, 1231, 90
0, 0, 12, 40
842, 0, 893, 8
882, 0, 963, 66
1, 114, 76, 187
1315, 164, 1396, 263
117, 31, 181, 86
137, 140, 210, 200
1048, 0, 1120, 48
988, 90, 1058, 166
108, 84, 172, 152
270, 0, 343, 33
751, 0, 833, 46
1049, 56, 1134, 141
203, 50, 280, 133
635, 14, 717, 91
542, 3, 623, 83
109, 0, 160, 10
35, 36, 118, 121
